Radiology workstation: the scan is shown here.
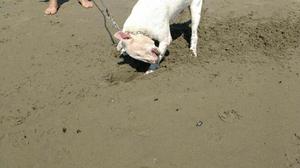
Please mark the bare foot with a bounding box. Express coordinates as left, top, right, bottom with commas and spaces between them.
78, 0, 93, 8
44, 0, 58, 15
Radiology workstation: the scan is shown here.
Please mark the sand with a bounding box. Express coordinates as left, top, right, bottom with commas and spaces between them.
0, 0, 300, 167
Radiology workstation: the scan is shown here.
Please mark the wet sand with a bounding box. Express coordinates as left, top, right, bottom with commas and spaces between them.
0, 0, 300, 167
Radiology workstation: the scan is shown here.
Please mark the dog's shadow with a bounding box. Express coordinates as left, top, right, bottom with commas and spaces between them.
170, 20, 192, 47
118, 20, 192, 72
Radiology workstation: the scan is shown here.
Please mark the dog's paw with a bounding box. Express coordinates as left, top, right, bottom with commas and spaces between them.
145, 63, 160, 75
144, 70, 155, 75
190, 47, 197, 57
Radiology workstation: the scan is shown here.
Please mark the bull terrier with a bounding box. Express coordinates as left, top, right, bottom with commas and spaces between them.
114, 0, 203, 74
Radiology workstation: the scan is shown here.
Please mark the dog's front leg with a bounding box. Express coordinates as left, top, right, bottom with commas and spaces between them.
190, 0, 203, 57
145, 34, 172, 74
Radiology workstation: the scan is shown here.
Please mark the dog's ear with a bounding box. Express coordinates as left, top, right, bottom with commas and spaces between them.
114, 31, 131, 41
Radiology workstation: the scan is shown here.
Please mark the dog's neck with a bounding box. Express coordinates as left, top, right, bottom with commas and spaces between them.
125, 31, 150, 37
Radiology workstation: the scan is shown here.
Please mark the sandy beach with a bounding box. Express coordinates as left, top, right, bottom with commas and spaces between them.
1, 0, 300, 167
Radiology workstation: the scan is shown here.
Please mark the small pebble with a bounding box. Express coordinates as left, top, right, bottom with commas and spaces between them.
62, 127, 67, 133
154, 98, 159, 102
196, 121, 203, 127
76, 129, 82, 134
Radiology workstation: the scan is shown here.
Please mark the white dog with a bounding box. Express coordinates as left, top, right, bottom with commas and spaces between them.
114, 0, 203, 74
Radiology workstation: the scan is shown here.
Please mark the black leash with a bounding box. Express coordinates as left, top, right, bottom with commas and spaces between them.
92, 0, 121, 44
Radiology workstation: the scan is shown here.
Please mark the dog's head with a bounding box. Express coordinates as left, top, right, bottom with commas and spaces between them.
114, 31, 160, 64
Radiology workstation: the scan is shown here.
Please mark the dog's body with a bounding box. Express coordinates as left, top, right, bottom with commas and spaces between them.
114, 0, 203, 73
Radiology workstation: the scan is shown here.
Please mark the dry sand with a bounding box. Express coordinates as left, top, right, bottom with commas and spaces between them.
1, 0, 300, 167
